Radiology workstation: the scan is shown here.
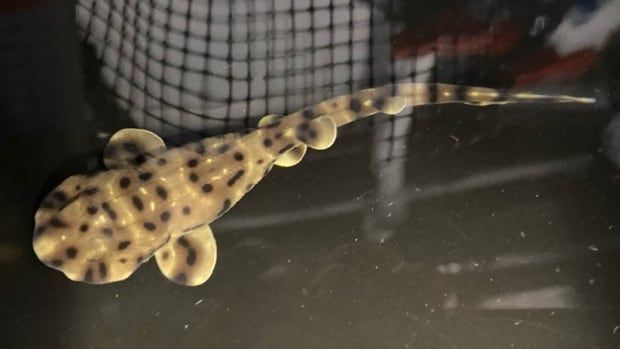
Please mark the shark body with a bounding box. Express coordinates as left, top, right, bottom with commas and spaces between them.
32, 83, 594, 286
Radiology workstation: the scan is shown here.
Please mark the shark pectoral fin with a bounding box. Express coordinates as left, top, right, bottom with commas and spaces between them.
103, 128, 167, 169
298, 115, 337, 150
257, 114, 282, 127
155, 225, 217, 286
275, 144, 307, 167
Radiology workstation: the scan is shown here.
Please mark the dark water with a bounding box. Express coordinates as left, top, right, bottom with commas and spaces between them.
1, 1, 619, 348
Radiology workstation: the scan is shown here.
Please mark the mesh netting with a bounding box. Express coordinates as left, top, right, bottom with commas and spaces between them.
75, 0, 427, 141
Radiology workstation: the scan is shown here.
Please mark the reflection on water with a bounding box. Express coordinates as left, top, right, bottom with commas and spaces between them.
2, 0, 620, 348
604, 113, 620, 167
216, 155, 593, 232
478, 286, 576, 309
390, 0, 620, 88
437, 252, 561, 275
399, 154, 592, 202
438, 253, 578, 309
549, 0, 620, 55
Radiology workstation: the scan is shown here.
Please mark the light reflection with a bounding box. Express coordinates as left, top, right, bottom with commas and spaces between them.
436, 253, 562, 275
549, 0, 620, 55
477, 286, 577, 309
216, 155, 591, 231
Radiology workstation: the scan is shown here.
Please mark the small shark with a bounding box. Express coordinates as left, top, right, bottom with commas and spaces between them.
32, 83, 594, 286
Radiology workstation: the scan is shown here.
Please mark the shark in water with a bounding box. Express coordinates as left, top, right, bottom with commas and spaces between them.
32, 83, 594, 286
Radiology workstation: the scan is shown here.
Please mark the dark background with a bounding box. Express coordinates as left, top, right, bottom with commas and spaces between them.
1, 0, 619, 348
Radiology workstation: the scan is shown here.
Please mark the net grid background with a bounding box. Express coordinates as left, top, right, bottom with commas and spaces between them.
76, 0, 426, 143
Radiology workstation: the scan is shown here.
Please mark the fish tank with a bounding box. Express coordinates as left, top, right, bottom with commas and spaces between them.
1, 0, 619, 348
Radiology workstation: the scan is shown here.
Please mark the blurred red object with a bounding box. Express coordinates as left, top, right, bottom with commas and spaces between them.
0, 0, 39, 12
393, 20, 523, 59
512, 48, 599, 87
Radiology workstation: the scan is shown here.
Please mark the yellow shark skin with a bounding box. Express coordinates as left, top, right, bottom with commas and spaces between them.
31, 83, 594, 286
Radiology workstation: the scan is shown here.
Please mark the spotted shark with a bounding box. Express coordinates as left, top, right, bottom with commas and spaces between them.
32, 83, 594, 286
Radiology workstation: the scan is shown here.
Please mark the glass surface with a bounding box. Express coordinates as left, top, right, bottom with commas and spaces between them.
1, 0, 619, 348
